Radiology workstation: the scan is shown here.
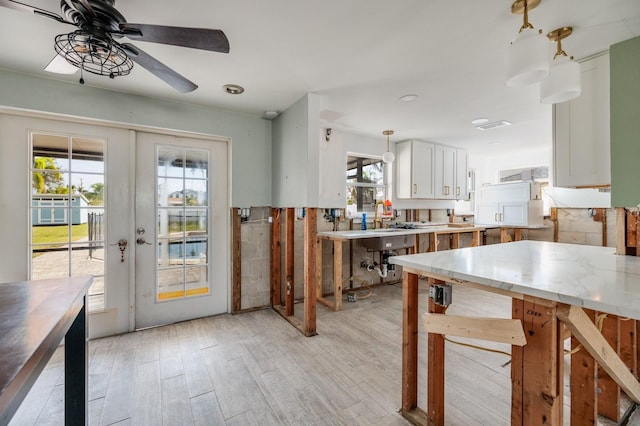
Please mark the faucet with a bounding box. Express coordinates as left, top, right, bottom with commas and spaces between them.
374, 200, 385, 229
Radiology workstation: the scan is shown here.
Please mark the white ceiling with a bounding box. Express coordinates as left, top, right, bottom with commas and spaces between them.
0, 0, 639, 155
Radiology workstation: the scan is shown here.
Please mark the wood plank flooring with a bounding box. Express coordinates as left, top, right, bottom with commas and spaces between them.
7, 283, 640, 425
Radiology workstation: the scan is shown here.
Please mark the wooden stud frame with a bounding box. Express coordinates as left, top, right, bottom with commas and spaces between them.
232, 208, 242, 313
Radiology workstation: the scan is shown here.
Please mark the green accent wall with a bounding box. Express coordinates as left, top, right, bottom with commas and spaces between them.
611, 36, 640, 207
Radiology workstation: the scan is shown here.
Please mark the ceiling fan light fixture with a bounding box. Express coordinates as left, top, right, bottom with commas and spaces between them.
382, 130, 395, 163
540, 27, 581, 104
505, 0, 549, 87
54, 30, 133, 78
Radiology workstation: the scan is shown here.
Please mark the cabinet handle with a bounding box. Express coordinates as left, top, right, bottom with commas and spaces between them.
413, 184, 417, 194
456, 187, 460, 196
495, 213, 498, 222
444, 186, 450, 195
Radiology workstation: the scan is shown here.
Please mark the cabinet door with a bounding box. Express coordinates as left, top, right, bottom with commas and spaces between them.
434, 145, 456, 199
412, 141, 435, 198
395, 140, 413, 199
553, 53, 610, 187
455, 149, 468, 200
476, 202, 499, 225
500, 202, 528, 226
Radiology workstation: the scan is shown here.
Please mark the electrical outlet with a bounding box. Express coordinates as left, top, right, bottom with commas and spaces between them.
429, 284, 452, 306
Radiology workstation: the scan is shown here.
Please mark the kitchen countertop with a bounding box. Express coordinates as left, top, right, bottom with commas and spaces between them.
390, 240, 640, 320
317, 224, 485, 241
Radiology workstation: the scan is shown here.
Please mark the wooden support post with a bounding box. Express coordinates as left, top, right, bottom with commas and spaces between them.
514, 228, 523, 242
316, 237, 323, 299
511, 297, 563, 425
570, 309, 598, 426
628, 210, 638, 256
500, 227, 510, 243
616, 208, 627, 255
232, 208, 242, 313
620, 318, 637, 377
401, 271, 419, 413
598, 314, 621, 422
285, 208, 295, 316
270, 208, 281, 307
428, 233, 437, 252
427, 277, 447, 426
551, 207, 559, 243
303, 208, 317, 336
471, 230, 481, 247
333, 240, 342, 311
558, 304, 640, 405
450, 233, 460, 250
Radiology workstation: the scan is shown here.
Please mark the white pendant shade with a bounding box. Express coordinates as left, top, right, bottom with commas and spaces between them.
540, 55, 581, 104
505, 28, 550, 87
382, 151, 395, 164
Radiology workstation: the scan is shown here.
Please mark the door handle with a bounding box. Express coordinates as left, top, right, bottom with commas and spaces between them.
136, 237, 152, 245
110, 239, 127, 262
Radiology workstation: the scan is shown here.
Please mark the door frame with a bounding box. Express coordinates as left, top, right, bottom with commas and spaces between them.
0, 106, 232, 336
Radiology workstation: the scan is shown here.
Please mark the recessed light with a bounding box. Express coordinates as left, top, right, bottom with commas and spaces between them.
223, 84, 244, 95
399, 94, 418, 102
476, 120, 512, 131
471, 117, 489, 125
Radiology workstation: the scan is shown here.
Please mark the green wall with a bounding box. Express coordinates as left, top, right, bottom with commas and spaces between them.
611, 36, 640, 207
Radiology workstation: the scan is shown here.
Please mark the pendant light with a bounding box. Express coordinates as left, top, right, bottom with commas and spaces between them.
505, 0, 549, 87
382, 130, 394, 163
540, 27, 581, 104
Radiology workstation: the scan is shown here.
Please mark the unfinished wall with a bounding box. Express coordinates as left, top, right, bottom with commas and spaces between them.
239, 207, 273, 309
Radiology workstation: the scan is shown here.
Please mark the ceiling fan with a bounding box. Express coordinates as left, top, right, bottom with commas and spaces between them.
0, 0, 230, 93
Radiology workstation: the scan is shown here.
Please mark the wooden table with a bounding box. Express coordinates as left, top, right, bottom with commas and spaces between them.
317, 225, 485, 311
390, 241, 640, 425
0, 275, 93, 426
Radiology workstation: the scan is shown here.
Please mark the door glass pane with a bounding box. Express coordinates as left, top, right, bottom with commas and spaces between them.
30, 133, 106, 311
156, 146, 209, 301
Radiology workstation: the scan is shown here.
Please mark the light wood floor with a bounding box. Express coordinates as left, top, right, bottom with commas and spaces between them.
8, 282, 640, 425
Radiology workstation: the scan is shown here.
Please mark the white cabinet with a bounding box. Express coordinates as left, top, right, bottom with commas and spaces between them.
396, 140, 435, 199
455, 149, 469, 200
553, 52, 610, 187
396, 140, 468, 200
475, 182, 543, 227
434, 145, 455, 199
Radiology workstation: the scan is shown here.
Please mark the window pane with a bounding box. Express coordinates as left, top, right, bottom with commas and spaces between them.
158, 268, 185, 300
31, 244, 70, 280
185, 237, 207, 265
155, 145, 209, 302
88, 276, 105, 312
158, 147, 184, 178
33, 134, 69, 171
184, 179, 207, 206
158, 178, 185, 206
71, 242, 104, 276
30, 132, 106, 312
185, 149, 208, 179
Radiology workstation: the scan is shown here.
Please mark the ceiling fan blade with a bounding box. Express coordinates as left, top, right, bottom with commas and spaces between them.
121, 43, 198, 93
120, 23, 230, 53
0, 0, 67, 23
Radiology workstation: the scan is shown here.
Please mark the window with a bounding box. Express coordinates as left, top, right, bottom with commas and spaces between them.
346, 155, 387, 218
156, 146, 210, 300
30, 133, 105, 311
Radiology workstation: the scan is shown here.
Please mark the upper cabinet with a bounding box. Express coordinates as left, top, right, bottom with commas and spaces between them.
553, 52, 610, 188
396, 139, 435, 199
396, 139, 468, 200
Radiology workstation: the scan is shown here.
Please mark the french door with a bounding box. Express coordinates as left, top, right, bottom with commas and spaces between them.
134, 132, 229, 329
0, 112, 229, 337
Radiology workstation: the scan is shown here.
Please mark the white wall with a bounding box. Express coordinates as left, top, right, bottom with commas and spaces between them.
470, 145, 552, 187
0, 69, 272, 208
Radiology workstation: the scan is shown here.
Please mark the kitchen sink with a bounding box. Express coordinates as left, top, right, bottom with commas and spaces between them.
361, 232, 416, 251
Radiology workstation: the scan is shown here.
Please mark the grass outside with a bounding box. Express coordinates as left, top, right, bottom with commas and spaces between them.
32, 224, 89, 246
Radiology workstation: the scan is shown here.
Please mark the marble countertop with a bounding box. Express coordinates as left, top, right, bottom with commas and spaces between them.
389, 240, 640, 320
317, 225, 485, 241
